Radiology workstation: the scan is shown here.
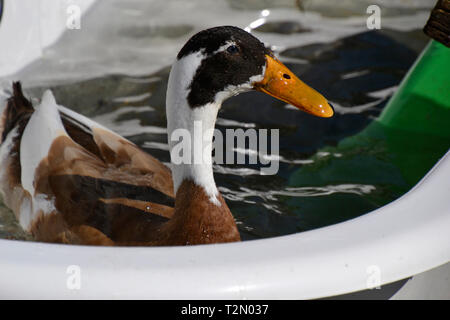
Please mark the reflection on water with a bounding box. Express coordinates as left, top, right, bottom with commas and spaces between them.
0, 197, 31, 240
0, 0, 439, 241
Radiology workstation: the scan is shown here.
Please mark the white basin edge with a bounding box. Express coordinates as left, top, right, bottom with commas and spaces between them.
0, 150, 448, 299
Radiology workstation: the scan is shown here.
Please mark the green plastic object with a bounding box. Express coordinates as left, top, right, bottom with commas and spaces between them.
378, 40, 450, 137
347, 40, 450, 186
286, 40, 450, 231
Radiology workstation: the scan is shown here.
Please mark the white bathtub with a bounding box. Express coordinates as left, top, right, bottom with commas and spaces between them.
0, 150, 449, 299
0, 0, 448, 299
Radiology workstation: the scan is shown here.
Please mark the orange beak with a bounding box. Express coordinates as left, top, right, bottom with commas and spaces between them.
254, 55, 334, 118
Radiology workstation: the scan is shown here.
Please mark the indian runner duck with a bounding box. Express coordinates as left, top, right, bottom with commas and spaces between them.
0, 26, 333, 246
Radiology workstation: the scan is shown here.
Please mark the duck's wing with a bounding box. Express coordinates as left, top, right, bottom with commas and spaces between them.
0, 82, 174, 245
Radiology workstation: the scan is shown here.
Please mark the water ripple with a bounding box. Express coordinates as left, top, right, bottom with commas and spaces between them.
220, 184, 376, 213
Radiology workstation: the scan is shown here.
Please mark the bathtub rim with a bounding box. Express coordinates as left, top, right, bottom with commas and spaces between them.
0, 150, 449, 299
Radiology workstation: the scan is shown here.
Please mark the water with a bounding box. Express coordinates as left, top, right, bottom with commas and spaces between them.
0, 0, 442, 242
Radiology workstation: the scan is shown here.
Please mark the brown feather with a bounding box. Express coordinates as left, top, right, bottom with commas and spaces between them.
0, 82, 241, 246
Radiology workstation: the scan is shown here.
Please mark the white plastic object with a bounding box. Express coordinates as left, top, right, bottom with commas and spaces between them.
0, 150, 448, 299
0, 0, 96, 78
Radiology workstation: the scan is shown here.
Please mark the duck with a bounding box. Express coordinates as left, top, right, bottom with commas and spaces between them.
0, 26, 333, 246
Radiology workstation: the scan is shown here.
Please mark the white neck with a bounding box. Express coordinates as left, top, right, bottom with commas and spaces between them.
166, 52, 221, 205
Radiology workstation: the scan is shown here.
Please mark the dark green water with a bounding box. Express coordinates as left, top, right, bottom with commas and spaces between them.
1, 25, 447, 241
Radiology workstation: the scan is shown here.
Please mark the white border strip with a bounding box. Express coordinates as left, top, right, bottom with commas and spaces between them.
0, 150, 448, 299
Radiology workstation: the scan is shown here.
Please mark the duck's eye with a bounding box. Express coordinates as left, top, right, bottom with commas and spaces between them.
227, 45, 239, 54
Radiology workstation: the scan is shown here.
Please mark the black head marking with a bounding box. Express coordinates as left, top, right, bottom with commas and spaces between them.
177, 26, 273, 108
178, 26, 254, 60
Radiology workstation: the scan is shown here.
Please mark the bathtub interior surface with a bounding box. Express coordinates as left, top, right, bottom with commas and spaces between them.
0, 150, 449, 299
0, 0, 446, 242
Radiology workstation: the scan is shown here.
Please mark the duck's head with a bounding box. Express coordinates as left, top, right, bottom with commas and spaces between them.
169, 25, 333, 117
167, 26, 334, 199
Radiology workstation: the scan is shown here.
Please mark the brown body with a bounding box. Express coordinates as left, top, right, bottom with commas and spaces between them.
0, 29, 333, 246
159, 180, 240, 246
0, 83, 240, 246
